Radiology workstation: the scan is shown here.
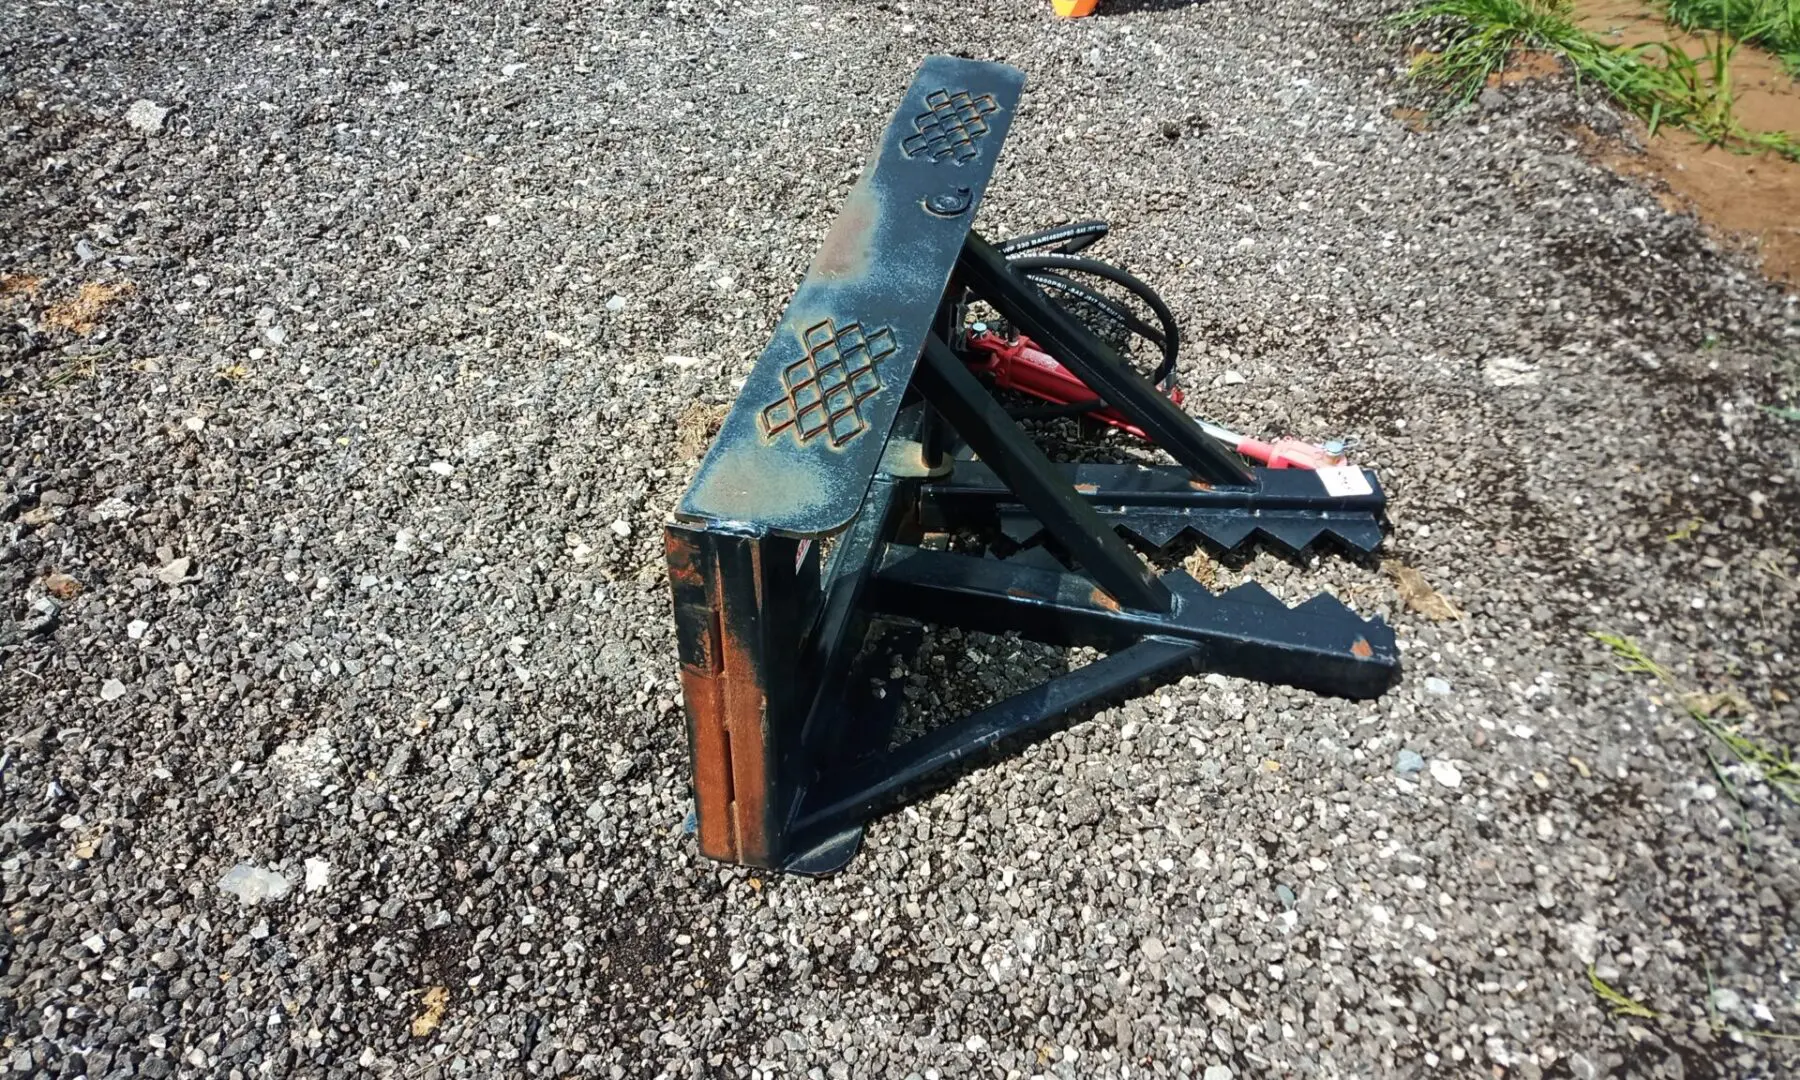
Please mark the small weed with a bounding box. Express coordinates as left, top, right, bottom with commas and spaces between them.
1753, 552, 1793, 581
1588, 965, 1664, 1019
1592, 630, 1675, 682
1385, 560, 1465, 620
1589, 962, 1800, 1040
1665, 518, 1704, 541
1593, 631, 1800, 804
44, 354, 99, 388
1391, 0, 1800, 160
1694, 713, 1800, 804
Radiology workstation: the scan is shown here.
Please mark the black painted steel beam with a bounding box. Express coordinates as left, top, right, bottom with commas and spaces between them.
956, 232, 1256, 486
790, 637, 1203, 839
913, 335, 1172, 614
868, 546, 1399, 700
677, 59, 1027, 538
920, 461, 1388, 554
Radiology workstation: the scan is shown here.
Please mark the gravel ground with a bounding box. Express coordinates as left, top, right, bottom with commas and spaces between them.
4, 1, 1799, 1078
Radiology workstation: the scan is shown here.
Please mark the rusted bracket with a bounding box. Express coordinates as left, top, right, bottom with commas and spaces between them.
666, 56, 1398, 875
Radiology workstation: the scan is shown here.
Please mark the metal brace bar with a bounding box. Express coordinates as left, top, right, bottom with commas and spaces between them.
914, 335, 1172, 613
956, 232, 1256, 486
791, 637, 1202, 838
921, 461, 1385, 512
869, 545, 1399, 700
921, 460, 1388, 553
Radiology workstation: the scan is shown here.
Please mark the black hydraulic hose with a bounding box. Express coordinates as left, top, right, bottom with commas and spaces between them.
1007, 253, 1181, 389
1024, 272, 1167, 363
997, 219, 1109, 256
975, 220, 1189, 426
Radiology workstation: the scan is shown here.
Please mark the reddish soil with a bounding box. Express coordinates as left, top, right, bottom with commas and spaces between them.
1562, 0, 1800, 285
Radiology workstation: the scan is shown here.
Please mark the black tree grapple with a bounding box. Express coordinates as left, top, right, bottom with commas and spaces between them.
666, 56, 1398, 875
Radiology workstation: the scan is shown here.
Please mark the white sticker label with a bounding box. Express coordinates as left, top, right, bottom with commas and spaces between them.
1316, 465, 1373, 497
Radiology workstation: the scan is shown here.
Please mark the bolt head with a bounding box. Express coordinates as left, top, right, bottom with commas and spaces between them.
925, 187, 972, 216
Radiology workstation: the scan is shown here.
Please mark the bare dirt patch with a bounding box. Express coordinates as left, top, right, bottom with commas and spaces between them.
1581, 121, 1800, 282
41, 280, 135, 335
0, 273, 44, 297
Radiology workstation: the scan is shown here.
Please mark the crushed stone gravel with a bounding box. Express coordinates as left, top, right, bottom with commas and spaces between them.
2, 1, 1797, 1078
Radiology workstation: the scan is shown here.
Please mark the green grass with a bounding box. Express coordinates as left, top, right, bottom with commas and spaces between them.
1666, 0, 1800, 73
1589, 962, 1800, 1040
1390, 0, 1595, 103
1585, 629, 1800, 1042
1593, 631, 1800, 804
1588, 965, 1664, 1019
1391, 0, 1800, 160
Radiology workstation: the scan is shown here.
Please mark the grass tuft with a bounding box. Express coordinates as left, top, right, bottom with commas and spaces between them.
1665, 0, 1800, 73
1588, 961, 1800, 1040
1390, 0, 1592, 104
1391, 0, 1800, 160
1665, 518, 1704, 542
1592, 630, 1674, 681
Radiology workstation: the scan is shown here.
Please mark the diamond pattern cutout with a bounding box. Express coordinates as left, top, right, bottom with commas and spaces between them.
901, 89, 999, 164
761, 319, 897, 448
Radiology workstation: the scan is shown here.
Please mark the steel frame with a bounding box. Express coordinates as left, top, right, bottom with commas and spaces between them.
666, 56, 1398, 875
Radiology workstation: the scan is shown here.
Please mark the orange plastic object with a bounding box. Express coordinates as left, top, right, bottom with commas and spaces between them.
1053, 0, 1098, 15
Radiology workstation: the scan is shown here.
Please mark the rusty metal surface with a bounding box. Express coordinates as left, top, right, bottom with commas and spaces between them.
667, 525, 813, 867
666, 528, 736, 860
676, 55, 1025, 538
